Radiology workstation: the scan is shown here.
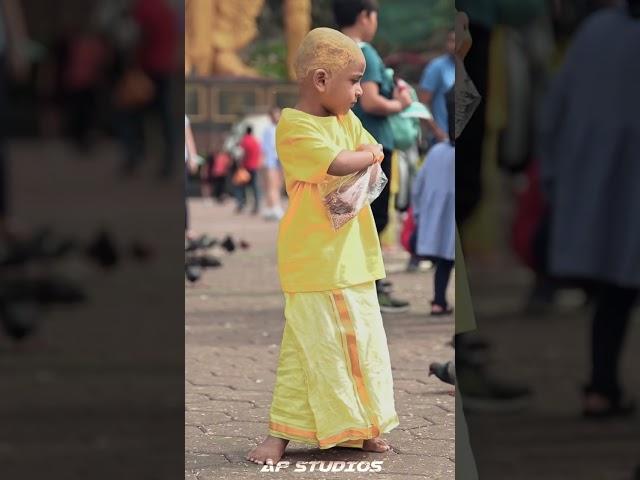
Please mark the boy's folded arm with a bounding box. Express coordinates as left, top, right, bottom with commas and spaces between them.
327, 150, 375, 176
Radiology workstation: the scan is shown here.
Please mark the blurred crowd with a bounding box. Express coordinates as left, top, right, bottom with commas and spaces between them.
451, 0, 640, 477
0, 0, 182, 346
37, 0, 181, 176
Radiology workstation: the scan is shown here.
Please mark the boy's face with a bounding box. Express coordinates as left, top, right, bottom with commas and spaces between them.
322, 56, 366, 116
360, 10, 379, 42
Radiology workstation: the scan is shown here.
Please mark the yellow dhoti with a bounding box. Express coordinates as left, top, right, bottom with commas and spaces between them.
269, 282, 399, 449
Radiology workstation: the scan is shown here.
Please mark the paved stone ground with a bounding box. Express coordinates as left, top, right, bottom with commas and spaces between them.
461, 252, 640, 480
0, 140, 184, 479
185, 198, 456, 479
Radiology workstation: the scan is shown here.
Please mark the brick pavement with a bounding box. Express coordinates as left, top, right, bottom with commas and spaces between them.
461, 260, 640, 480
185, 198, 456, 479
0, 140, 185, 479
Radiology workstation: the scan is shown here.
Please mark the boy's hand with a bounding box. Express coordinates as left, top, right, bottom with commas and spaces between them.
357, 144, 384, 164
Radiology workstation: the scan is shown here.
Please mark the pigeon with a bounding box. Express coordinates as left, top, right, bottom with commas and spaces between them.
197, 235, 217, 249
429, 361, 456, 386
86, 231, 119, 268
185, 264, 201, 283
185, 235, 217, 252
0, 300, 40, 342
195, 255, 222, 268
221, 236, 236, 253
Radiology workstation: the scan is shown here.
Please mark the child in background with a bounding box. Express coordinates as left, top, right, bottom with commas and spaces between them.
246, 27, 398, 466
411, 87, 455, 315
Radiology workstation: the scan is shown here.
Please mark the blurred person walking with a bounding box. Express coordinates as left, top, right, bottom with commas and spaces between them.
261, 107, 284, 221
235, 126, 262, 215
117, 0, 179, 178
539, 0, 640, 417
207, 149, 231, 203
184, 115, 199, 240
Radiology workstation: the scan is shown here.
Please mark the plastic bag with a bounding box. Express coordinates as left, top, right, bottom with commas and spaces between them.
319, 164, 388, 230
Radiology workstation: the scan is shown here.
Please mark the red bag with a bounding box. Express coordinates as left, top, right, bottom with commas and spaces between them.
511, 160, 547, 270
401, 207, 417, 255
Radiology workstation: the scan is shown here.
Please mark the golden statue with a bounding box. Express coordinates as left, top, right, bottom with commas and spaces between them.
284, 0, 312, 80
185, 0, 311, 79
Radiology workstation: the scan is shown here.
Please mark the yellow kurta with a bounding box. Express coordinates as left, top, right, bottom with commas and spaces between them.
276, 108, 386, 292
270, 108, 398, 448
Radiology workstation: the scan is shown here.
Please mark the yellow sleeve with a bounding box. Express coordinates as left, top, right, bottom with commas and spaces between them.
276, 118, 344, 184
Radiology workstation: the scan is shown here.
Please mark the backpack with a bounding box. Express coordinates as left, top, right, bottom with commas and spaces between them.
384, 68, 428, 151
389, 109, 421, 151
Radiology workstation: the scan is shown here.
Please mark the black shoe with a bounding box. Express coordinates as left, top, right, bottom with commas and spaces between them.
582, 385, 637, 419
430, 301, 454, 316
376, 279, 393, 294
378, 291, 410, 313
406, 256, 420, 272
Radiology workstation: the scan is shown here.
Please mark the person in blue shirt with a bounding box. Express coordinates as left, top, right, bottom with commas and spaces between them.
418, 29, 456, 144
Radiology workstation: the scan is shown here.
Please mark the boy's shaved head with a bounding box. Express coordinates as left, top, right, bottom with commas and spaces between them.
294, 27, 364, 81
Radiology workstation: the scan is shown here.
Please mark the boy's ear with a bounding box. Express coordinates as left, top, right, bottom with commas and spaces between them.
313, 69, 330, 93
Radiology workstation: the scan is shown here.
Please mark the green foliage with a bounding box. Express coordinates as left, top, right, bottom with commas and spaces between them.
376, 0, 455, 53
247, 39, 289, 80
247, 0, 456, 79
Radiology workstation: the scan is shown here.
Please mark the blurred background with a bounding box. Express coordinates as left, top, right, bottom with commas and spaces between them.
454, 0, 640, 478
1, 1, 185, 478
185, 0, 453, 155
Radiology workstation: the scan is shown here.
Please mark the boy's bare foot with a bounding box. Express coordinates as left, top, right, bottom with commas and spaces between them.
362, 437, 391, 452
246, 436, 289, 465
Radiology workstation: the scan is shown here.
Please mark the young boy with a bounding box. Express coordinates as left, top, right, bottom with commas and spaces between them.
246, 27, 398, 466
